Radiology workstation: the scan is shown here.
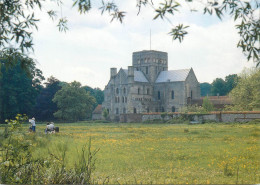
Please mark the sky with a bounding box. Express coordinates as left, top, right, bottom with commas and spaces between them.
31, 0, 255, 89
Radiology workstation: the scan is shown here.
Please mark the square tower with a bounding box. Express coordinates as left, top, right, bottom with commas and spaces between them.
132, 50, 168, 83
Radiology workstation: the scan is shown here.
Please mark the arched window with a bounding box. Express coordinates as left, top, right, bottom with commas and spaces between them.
147, 88, 150, 95
116, 108, 119, 114
172, 106, 175, 112
133, 107, 137, 114
123, 108, 126, 114
138, 88, 140, 94
158, 91, 160, 100
123, 87, 126, 94
161, 107, 165, 112
116, 88, 119, 94
122, 97, 124, 103
171, 90, 174, 99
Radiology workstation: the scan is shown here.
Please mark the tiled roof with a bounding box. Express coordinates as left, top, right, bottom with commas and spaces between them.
155, 69, 191, 83
123, 70, 149, 82
92, 104, 102, 114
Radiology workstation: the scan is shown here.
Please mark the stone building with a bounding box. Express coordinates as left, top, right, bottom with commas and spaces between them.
102, 50, 200, 120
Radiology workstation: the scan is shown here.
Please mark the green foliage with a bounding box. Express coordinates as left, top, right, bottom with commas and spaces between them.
53, 81, 96, 121
202, 97, 214, 112
211, 78, 227, 96
84, 86, 104, 108
0, 49, 44, 123
229, 68, 260, 110
210, 74, 239, 96
33, 76, 62, 121
180, 104, 204, 114
0, 115, 98, 184
136, 0, 260, 66
200, 82, 212, 96
102, 109, 109, 121
225, 74, 239, 94
0, 0, 258, 67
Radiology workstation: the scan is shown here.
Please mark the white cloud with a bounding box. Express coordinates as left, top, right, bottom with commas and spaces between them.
32, 0, 255, 89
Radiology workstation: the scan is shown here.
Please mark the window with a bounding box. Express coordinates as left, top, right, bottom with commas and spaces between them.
118, 97, 120, 103
107, 109, 109, 114
122, 97, 124, 103
158, 91, 160, 100
116, 108, 119, 114
125, 97, 127, 103
147, 88, 150, 95
155, 108, 158, 112
123, 87, 126, 94
138, 88, 140, 94
123, 108, 126, 114
146, 66, 148, 74
115, 97, 117, 103
116, 88, 119, 94
147, 108, 149, 113
161, 107, 165, 112
171, 90, 174, 99
133, 107, 137, 114
172, 106, 175, 112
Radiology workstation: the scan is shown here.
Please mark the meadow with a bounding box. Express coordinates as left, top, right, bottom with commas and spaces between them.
1, 122, 260, 184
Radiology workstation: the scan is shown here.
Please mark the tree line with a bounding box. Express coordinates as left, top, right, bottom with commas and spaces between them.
0, 51, 104, 123
200, 70, 260, 111
200, 74, 239, 97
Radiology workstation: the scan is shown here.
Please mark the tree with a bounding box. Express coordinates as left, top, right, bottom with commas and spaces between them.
53, 81, 96, 121
200, 82, 212, 96
102, 109, 109, 121
202, 97, 214, 112
229, 68, 260, 110
33, 76, 62, 121
211, 78, 227, 96
0, 49, 44, 123
225, 74, 239, 94
84, 86, 104, 108
0, 0, 259, 67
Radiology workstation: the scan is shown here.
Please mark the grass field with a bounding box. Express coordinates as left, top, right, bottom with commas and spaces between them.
2, 122, 260, 184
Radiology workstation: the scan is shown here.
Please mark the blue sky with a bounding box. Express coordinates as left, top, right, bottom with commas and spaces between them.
31, 0, 254, 89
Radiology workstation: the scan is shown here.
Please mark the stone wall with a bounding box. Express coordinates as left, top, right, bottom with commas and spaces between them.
120, 114, 143, 123
141, 111, 260, 123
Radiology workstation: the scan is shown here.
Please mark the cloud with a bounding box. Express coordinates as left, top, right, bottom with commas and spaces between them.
32, 1, 255, 89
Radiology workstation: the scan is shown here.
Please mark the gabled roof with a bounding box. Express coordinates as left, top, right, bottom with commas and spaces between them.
155, 69, 191, 83
123, 69, 149, 83
92, 105, 102, 114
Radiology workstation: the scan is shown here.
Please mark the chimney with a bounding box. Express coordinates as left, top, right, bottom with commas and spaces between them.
128, 66, 134, 83
110, 68, 117, 79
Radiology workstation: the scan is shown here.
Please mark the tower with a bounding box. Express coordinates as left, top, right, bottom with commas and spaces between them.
132, 50, 168, 83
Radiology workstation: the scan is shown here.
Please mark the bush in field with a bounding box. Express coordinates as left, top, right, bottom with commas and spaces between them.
180, 105, 205, 114
53, 81, 96, 121
229, 68, 260, 111
0, 114, 98, 184
102, 109, 109, 121
202, 97, 214, 112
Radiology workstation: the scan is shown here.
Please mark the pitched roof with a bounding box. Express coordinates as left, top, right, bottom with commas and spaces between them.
123, 69, 149, 82
155, 69, 191, 83
92, 105, 102, 114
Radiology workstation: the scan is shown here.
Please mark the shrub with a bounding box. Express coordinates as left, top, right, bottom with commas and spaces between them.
0, 114, 98, 184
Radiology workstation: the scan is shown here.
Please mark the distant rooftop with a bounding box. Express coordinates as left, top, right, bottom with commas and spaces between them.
155, 69, 191, 83
123, 69, 149, 83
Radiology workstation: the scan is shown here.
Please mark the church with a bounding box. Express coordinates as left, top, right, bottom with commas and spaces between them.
102, 50, 200, 120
